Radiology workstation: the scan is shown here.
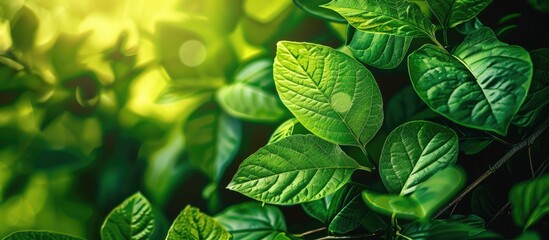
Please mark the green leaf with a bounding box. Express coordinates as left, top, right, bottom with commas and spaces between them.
302, 194, 333, 224
2, 231, 85, 240
268, 118, 305, 144
347, 27, 412, 69
323, 0, 437, 37
460, 139, 492, 155
379, 121, 458, 195
216, 83, 287, 122
233, 58, 275, 89
425, 0, 492, 28
215, 202, 287, 240
326, 183, 369, 233
156, 82, 216, 104
274, 41, 383, 147
513, 49, 549, 127
363, 167, 465, 219
509, 174, 549, 230
167, 205, 231, 240
456, 18, 485, 35
401, 215, 501, 240
362, 191, 424, 219
293, 0, 346, 23
385, 86, 438, 131
528, 0, 549, 13
274, 233, 292, 240
101, 192, 154, 240
515, 232, 541, 240
227, 135, 362, 205
185, 102, 242, 182
408, 27, 533, 135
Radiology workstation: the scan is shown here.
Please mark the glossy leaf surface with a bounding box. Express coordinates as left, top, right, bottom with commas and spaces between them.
101, 193, 154, 240
324, 0, 436, 37
408, 28, 532, 135
426, 0, 492, 28
326, 183, 369, 233
379, 121, 458, 195
227, 135, 362, 205
274, 41, 383, 146
513, 49, 549, 127
167, 205, 231, 240
347, 28, 412, 69
216, 202, 287, 240
363, 167, 465, 219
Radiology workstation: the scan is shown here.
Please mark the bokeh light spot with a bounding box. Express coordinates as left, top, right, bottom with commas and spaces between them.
178, 40, 206, 67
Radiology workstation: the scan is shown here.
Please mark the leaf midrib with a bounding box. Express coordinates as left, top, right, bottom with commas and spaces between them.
450, 53, 498, 123
282, 44, 366, 147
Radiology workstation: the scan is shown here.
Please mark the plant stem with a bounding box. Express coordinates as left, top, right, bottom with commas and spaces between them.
486, 157, 549, 226
484, 131, 511, 146
315, 231, 383, 240
434, 118, 549, 218
294, 227, 326, 238
358, 144, 375, 171
442, 28, 449, 47
430, 35, 447, 52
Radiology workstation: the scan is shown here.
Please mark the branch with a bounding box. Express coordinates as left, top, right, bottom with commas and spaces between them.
487, 157, 549, 226
294, 227, 326, 238
314, 230, 384, 240
434, 118, 549, 219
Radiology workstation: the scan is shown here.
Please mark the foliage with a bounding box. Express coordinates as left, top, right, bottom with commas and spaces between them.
1, 0, 548, 239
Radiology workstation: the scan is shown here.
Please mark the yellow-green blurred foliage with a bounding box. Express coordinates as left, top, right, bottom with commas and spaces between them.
0, 0, 345, 237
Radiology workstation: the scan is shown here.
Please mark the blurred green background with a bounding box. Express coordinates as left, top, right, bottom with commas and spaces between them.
0, 0, 348, 238
2, 0, 548, 239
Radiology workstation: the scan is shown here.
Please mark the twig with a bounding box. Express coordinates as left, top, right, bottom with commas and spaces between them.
294, 227, 326, 238
315, 230, 384, 240
528, 145, 534, 177
486, 201, 511, 227
434, 118, 549, 219
486, 157, 549, 226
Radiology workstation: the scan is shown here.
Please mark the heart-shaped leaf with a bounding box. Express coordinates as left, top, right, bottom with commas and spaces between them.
274, 41, 383, 147
363, 167, 465, 219
2, 231, 85, 240
167, 205, 231, 240
379, 121, 458, 195
425, 0, 492, 28
101, 192, 154, 240
513, 49, 549, 127
227, 135, 363, 205
408, 27, 532, 135
347, 27, 412, 69
510, 174, 549, 230
216, 202, 287, 239
185, 102, 242, 182
323, 0, 436, 38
